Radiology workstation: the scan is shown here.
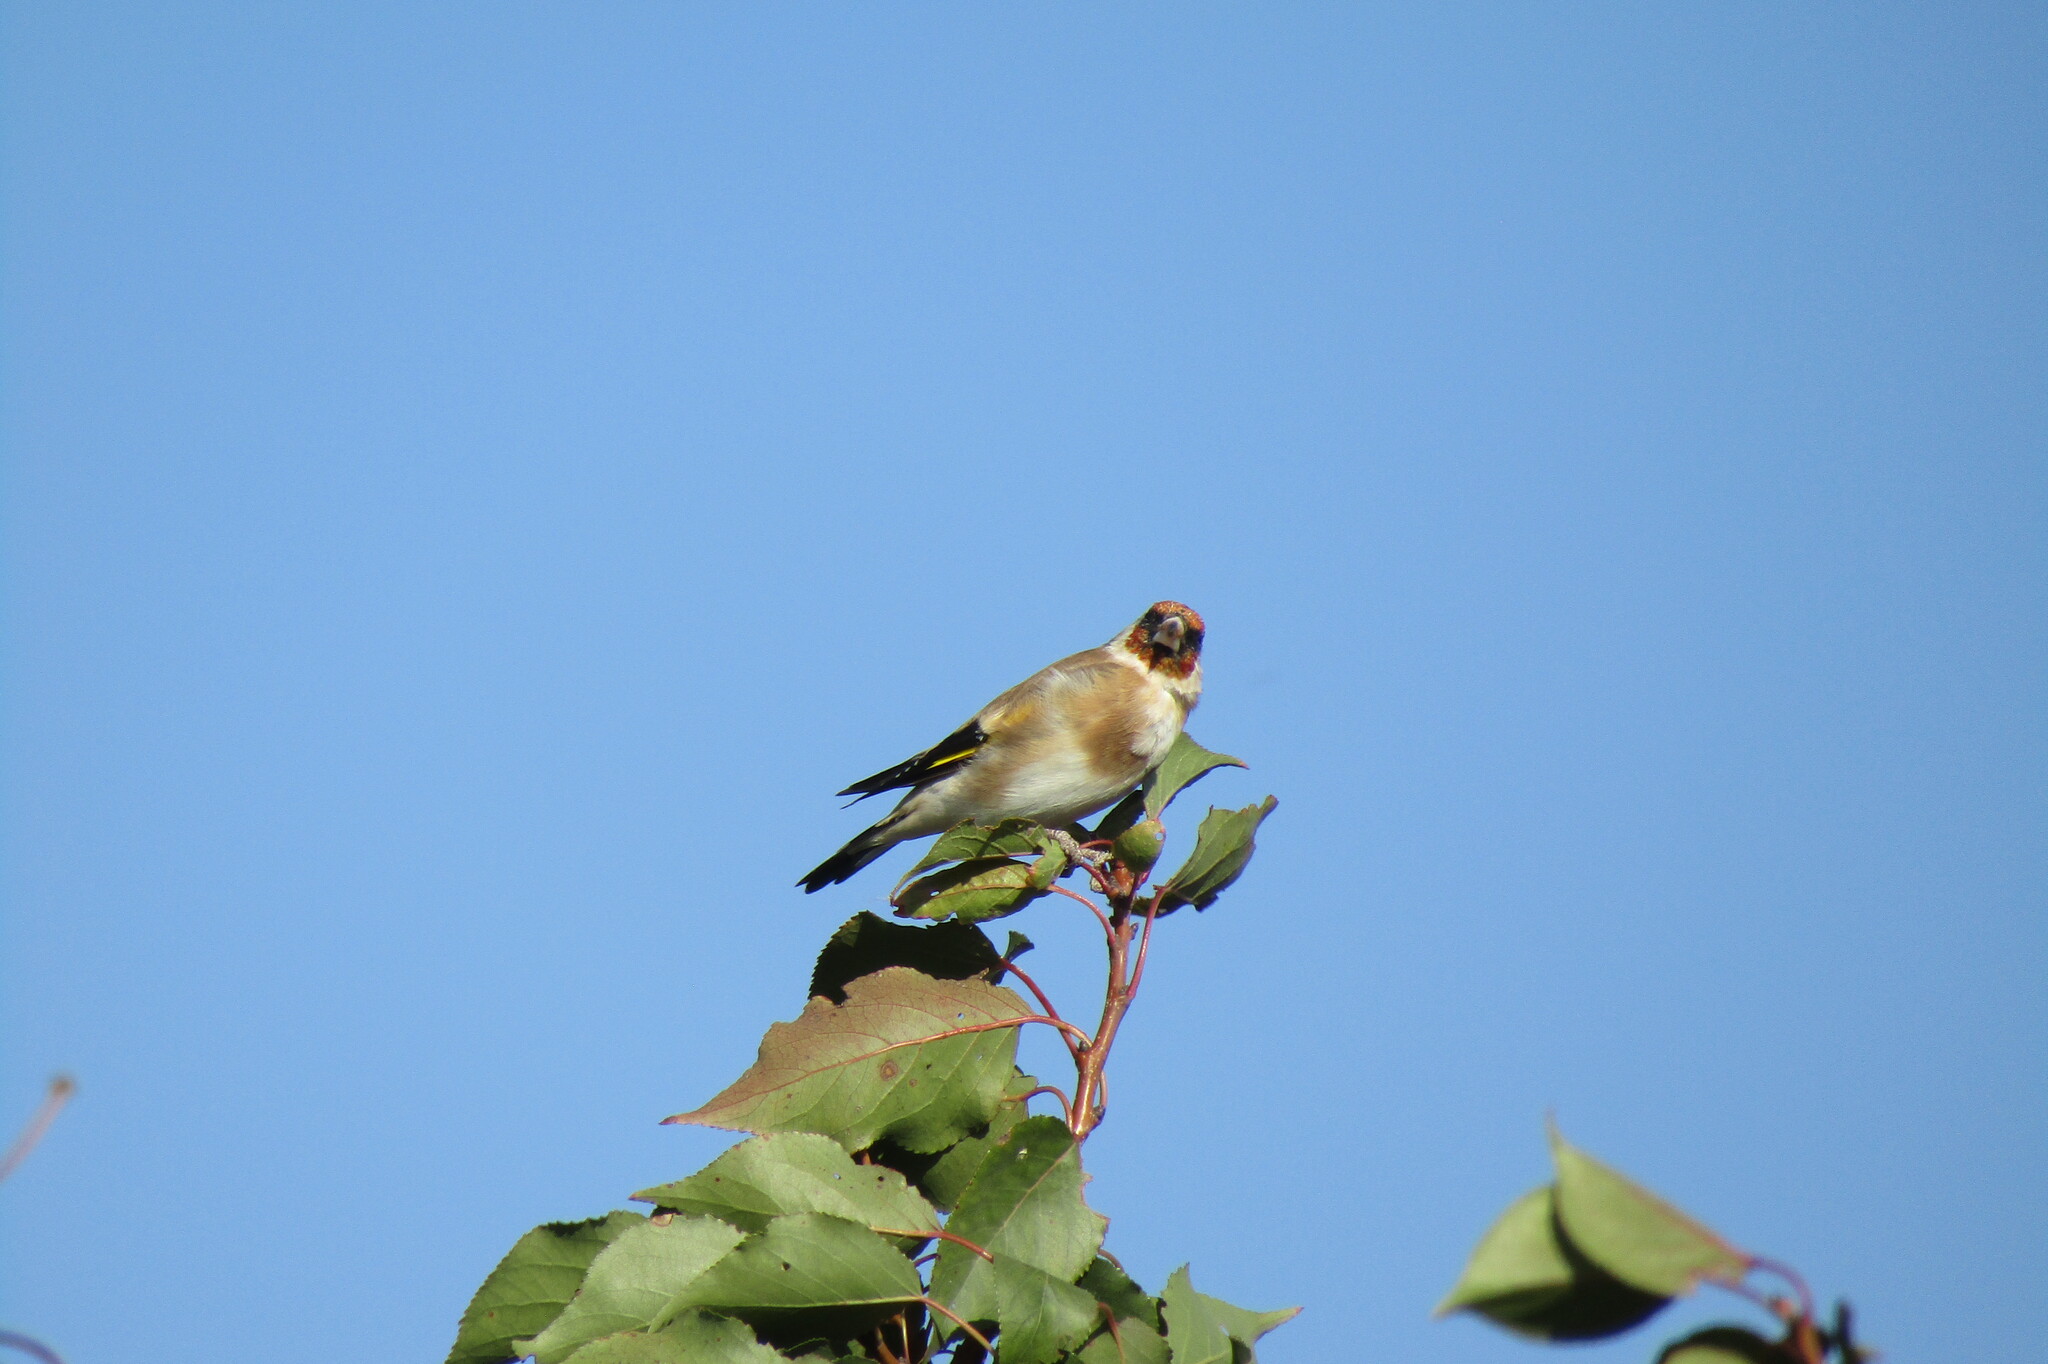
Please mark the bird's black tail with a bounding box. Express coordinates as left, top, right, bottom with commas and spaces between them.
799, 820, 899, 893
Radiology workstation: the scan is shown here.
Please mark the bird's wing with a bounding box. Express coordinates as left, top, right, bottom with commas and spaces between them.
833, 645, 1120, 802
835, 715, 990, 801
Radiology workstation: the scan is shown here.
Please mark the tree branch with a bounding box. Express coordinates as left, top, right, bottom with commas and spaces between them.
0, 1077, 74, 1186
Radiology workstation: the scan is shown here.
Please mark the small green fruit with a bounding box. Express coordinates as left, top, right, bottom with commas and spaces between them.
1113, 818, 1166, 874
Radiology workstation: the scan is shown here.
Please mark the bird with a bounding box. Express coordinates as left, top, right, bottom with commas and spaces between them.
799, 602, 1206, 892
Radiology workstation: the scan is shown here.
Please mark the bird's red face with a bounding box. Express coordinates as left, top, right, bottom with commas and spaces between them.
1125, 601, 1205, 677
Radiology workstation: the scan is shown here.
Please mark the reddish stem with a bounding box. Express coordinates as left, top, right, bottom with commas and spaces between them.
0, 1336, 64, 1364
999, 961, 1080, 1060
1048, 882, 1116, 936
1750, 1255, 1818, 1326
1018, 1084, 1076, 1125
1128, 892, 1165, 993
0, 1077, 74, 1186
919, 1298, 995, 1357
1030, 827, 1175, 1142
1711, 1265, 1824, 1364
1070, 887, 1143, 1139
1715, 1274, 1785, 1320
870, 1226, 995, 1262
1073, 850, 1117, 898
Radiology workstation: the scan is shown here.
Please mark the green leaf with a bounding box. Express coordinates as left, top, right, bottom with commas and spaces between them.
900, 1071, 1036, 1213
1549, 1126, 1750, 1296
1159, 1268, 1296, 1364
448, 1213, 644, 1364
1074, 1314, 1169, 1364
1144, 734, 1245, 819
809, 913, 1001, 1005
1436, 1187, 1568, 1316
892, 855, 1062, 925
668, 1213, 922, 1334
931, 1117, 1107, 1311
522, 1216, 747, 1364
665, 967, 1034, 1155
1656, 1325, 1802, 1364
633, 1132, 938, 1249
1434, 1185, 1667, 1341
1077, 1259, 1162, 1333
1159, 1275, 1231, 1364
1158, 799, 1277, 912
928, 1117, 1107, 1362
900, 820, 1058, 880
1197, 1296, 1298, 1354
981, 1258, 1102, 1364
558, 1311, 786, 1364
1072, 1260, 1169, 1364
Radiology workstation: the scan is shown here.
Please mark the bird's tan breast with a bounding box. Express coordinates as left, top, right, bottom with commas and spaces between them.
1072, 662, 1186, 785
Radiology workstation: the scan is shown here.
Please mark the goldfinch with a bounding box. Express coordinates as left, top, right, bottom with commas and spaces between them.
799, 602, 1206, 892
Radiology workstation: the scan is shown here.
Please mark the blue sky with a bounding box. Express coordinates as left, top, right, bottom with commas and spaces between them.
3, 5, 2042, 1362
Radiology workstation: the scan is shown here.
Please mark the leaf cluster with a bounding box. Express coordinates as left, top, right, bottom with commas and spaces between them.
1440, 1128, 1872, 1364
448, 734, 1293, 1364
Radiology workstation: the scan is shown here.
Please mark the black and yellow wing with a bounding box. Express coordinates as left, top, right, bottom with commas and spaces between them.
836, 717, 988, 802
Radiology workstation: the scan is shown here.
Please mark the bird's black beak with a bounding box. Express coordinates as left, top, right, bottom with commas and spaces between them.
1150, 616, 1187, 654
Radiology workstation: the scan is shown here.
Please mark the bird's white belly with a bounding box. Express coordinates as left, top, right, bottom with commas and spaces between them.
988, 746, 1135, 826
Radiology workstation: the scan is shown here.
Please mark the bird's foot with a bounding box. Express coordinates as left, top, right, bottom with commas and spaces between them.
1047, 828, 1110, 869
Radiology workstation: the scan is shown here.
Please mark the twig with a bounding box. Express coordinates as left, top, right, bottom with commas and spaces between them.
1048, 883, 1116, 937
1021, 1016, 1097, 1052
1097, 1302, 1128, 1356
998, 962, 1082, 1060
872, 1227, 995, 1262
0, 1334, 63, 1364
1018, 1084, 1076, 1125
1750, 1255, 1818, 1326
1127, 893, 1165, 993
1024, 812, 1186, 1141
0, 1077, 74, 1186
918, 1299, 996, 1358
1070, 913, 1140, 1139
1714, 1273, 1787, 1321
1712, 1266, 1824, 1364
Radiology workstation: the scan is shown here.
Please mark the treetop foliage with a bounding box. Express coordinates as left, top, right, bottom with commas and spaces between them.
449, 734, 1293, 1364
